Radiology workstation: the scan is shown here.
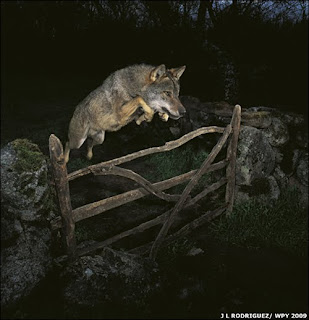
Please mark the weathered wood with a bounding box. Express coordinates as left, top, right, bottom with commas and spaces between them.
55, 205, 227, 262
77, 211, 169, 257
189, 177, 227, 206
130, 206, 227, 256
149, 125, 232, 260
225, 105, 241, 215
50, 160, 227, 230
49, 134, 76, 259
50, 107, 242, 260
91, 166, 180, 202
165, 206, 227, 243
49, 105, 241, 259
68, 126, 225, 181
76, 179, 227, 257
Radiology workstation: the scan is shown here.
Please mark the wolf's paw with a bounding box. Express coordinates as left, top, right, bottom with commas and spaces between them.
86, 149, 93, 160
159, 112, 169, 122
144, 109, 154, 122
135, 116, 144, 125
136, 109, 154, 125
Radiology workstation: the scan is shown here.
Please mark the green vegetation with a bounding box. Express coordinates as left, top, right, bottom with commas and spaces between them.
208, 188, 308, 257
157, 237, 197, 264
67, 157, 92, 173
75, 224, 91, 243
11, 139, 46, 173
144, 143, 211, 194
145, 143, 209, 181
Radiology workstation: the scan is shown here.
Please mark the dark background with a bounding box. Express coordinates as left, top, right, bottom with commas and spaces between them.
1, 2, 308, 318
1, 0, 308, 147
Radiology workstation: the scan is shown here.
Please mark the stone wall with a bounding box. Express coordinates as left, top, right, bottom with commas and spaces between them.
180, 97, 308, 206
1, 139, 54, 308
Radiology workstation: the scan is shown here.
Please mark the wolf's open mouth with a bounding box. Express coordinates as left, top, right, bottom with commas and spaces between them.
161, 107, 180, 120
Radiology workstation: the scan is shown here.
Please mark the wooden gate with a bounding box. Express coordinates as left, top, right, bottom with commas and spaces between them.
49, 105, 241, 260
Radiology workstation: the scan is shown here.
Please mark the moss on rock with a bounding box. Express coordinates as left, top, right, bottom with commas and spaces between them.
11, 139, 46, 173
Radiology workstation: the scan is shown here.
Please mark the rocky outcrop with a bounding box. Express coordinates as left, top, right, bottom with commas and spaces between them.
180, 96, 308, 206
264, 117, 289, 147
62, 247, 161, 318
1, 139, 54, 308
235, 126, 280, 202
236, 126, 276, 186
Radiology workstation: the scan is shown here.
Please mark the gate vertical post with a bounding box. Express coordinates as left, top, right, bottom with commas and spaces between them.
49, 134, 76, 259
150, 125, 232, 260
225, 105, 241, 215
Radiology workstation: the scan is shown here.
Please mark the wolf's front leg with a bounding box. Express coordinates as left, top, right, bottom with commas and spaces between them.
119, 96, 154, 126
135, 110, 155, 125
158, 112, 169, 122
122, 96, 153, 125
136, 98, 154, 125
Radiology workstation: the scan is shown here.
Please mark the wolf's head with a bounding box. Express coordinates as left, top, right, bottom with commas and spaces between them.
142, 64, 186, 120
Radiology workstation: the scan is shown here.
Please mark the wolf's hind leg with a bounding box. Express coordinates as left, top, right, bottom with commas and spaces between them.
64, 136, 87, 163
64, 142, 71, 164
87, 130, 105, 160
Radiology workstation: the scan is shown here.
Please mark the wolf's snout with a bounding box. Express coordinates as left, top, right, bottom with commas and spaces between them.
179, 105, 186, 116
179, 108, 186, 116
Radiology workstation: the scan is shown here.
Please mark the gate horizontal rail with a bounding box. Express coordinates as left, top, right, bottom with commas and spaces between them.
51, 160, 228, 230
67, 126, 225, 181
49, 105, 241, 260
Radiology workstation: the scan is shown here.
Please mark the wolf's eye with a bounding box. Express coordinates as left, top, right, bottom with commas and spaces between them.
164, 91, 172, 97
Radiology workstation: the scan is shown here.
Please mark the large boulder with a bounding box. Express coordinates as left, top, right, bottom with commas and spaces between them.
236, 126, 276, 186
1, 139, 53, 308
288, 150, 309, 206
62, 247, 161, 318
263, 117, 289, 147
179, 98, 308, 205
234, 126, 280, 202
181, 97, 273, 129
295, 151, 308, 187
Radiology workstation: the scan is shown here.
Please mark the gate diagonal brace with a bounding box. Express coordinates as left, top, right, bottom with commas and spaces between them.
149, 124, 232, 260
49, 105, 241, 260
90, 166, 181, 202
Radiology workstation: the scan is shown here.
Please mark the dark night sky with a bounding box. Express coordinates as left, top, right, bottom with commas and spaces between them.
1, 0, 308, 141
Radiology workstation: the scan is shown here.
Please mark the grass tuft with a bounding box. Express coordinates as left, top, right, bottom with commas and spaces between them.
208, 188, 308, 256
144, 143, 210, 194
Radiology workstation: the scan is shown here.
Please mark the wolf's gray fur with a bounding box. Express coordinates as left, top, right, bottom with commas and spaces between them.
64, 64, 186, 163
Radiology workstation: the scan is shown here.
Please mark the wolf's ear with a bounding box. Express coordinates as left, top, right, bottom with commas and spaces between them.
169, 66, 186, 80
150, 64, 166, 82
